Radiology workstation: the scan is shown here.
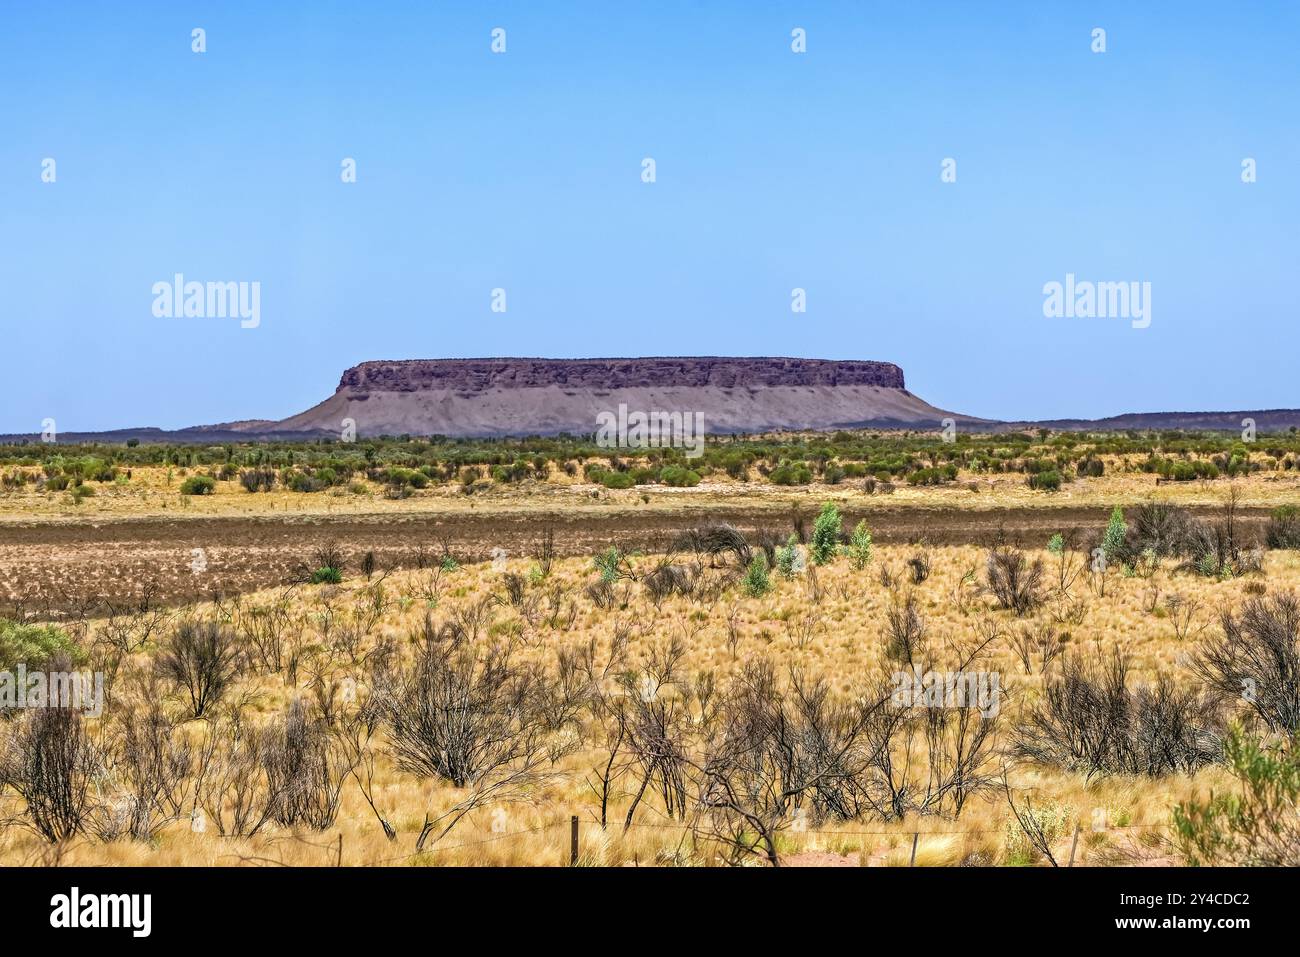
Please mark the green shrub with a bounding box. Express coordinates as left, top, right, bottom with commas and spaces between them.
742, 552, 771, 597
179, 475, 216, 496
846, 520, 873, 569
769, 463, 812, 486
385, 467, 428, 489
906, 466, 957, 486
719, 452, 750, 481
775, 534, 801, 579
0, 619, 83, 671
597, 470, 635, 490
1028, 469, 1062, 492
490, 461, 529, 483
286, 471, 324, 493
309, 566, 343, 585
810, 502, 842, 565
1162, 458, 1219, 482
1174, 728, 1300, 866
1102, 506, 1127, 562
658, 465, 701, 487
594, 546, 625, 583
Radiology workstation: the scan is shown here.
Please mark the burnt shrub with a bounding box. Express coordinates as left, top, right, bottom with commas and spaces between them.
986, 545, 1043, 616
1192, 592, 1300, 733
379, 638, 554, 789
154, 621, 244, 718
1266, 506, 1300, 550
643, 563, 696, 603
262, 699, 351, 830
1126, 503, 1196, 559
0, 703, 103, 841
674, 524, 752, 567
1014, 651, 1223, 777
239, 468, 276, 492
1076, 456, 1105, 478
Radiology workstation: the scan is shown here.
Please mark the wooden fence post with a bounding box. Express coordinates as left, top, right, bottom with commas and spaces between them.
909, 832, 919, 866
1068, 824, 1081, 867
570, 815, 579, 866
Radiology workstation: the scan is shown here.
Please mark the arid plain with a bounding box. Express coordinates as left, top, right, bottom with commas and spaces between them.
2, 431, 1299, 866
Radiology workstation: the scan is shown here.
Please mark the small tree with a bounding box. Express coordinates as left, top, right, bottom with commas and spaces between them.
774, 534, 801, 579
742, 552, 771, 598
810, 502, 841, 565
846, 520, 873, 570
1102, 506, 1127, 563
594, 546, 628, 584
1046, 531, 1084, 597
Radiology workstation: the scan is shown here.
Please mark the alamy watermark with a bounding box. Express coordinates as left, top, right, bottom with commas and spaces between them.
890, 667, 1000, 718
152, 274, 260, 329
595, 403, 705, 459
50, 887, 151, 937
1042, 273, 1151, 329
0, 666, 104, 717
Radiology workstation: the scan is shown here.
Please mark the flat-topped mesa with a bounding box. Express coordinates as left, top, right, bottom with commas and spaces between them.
262, 355, 976, 438
338, 357, 906, 393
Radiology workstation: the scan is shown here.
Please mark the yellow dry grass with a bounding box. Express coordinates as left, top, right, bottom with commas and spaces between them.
6, 538, 1290, 867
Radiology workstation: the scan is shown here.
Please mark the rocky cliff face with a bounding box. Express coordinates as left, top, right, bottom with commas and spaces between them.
337, 357, 906, 393
268, 356, 980, 438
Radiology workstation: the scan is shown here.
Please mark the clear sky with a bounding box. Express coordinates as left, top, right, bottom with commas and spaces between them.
1, 1, 1296, 432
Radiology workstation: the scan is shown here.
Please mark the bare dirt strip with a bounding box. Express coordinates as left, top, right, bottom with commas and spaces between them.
0, 505, 1273, 617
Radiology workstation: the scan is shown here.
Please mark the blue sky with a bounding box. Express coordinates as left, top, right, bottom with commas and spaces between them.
1, 1, 1296, 432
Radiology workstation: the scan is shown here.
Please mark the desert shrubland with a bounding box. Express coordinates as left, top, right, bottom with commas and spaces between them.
2, 500, 1299, 867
